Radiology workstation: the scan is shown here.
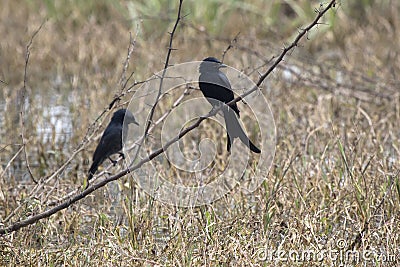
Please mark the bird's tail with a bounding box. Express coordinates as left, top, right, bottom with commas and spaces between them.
223, 108, 261, 153
88, 160, 100, 181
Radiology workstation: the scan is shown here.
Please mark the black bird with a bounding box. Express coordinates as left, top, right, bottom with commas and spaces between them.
88, 109, 138, 181
199, 57, 261, 153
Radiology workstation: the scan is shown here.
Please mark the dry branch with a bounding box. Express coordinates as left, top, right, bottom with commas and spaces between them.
19, 21, 46, 184
132, 0, 184, 163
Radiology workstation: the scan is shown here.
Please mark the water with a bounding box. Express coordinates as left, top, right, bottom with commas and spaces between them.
0, 87, 75, 181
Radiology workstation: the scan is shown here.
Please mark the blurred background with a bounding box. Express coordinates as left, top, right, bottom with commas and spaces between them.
1, 0, 399, 265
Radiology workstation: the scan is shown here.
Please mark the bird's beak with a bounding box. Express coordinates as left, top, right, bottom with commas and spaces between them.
129, 117, 139, 125
219, 63, 227, 68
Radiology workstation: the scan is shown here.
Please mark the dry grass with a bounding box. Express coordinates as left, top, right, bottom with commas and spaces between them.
1, 0, 399, 266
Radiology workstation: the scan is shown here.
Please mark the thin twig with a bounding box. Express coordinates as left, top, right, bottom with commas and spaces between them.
221, 32, 240, 62
19, 21, 46, 184
110, 26, 141, 110
0, 146, 24, 180
126, 84, 195, 155
119, 28, 140, 89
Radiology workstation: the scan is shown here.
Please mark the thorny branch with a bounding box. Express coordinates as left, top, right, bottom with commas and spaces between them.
0, 0, 337, 235
131, 0, 184, 163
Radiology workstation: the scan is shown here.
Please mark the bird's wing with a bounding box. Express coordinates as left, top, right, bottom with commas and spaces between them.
217, 71, 241, 116
199, 71, 240, 115
200, 71, 231, 90
92, 124, 123, 162
217, 71, 232, 90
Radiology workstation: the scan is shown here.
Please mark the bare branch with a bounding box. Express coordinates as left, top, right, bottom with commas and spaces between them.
119, 29, 139, 89
19, 21, 46, 184
221, 32, 240, 62
131, 0, 184, 162
0, 146, 23, 181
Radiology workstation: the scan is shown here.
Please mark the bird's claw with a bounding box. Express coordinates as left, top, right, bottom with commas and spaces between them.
108, 157, 118, 166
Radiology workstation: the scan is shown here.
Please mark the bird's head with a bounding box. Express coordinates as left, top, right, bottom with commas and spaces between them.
199, 57, 227, 73
112, 109, 139, 125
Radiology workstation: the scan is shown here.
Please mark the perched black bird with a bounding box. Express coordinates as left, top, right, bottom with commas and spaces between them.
199, 57, 261, 153
88, 109, 138, 181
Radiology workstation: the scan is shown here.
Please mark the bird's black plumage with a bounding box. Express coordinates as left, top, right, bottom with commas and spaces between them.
88, 109, 138, 181
199, 57, 261, 153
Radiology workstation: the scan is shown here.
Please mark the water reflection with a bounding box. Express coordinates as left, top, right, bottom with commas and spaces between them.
0, 88, 74, 181
38, 105, 73, 144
